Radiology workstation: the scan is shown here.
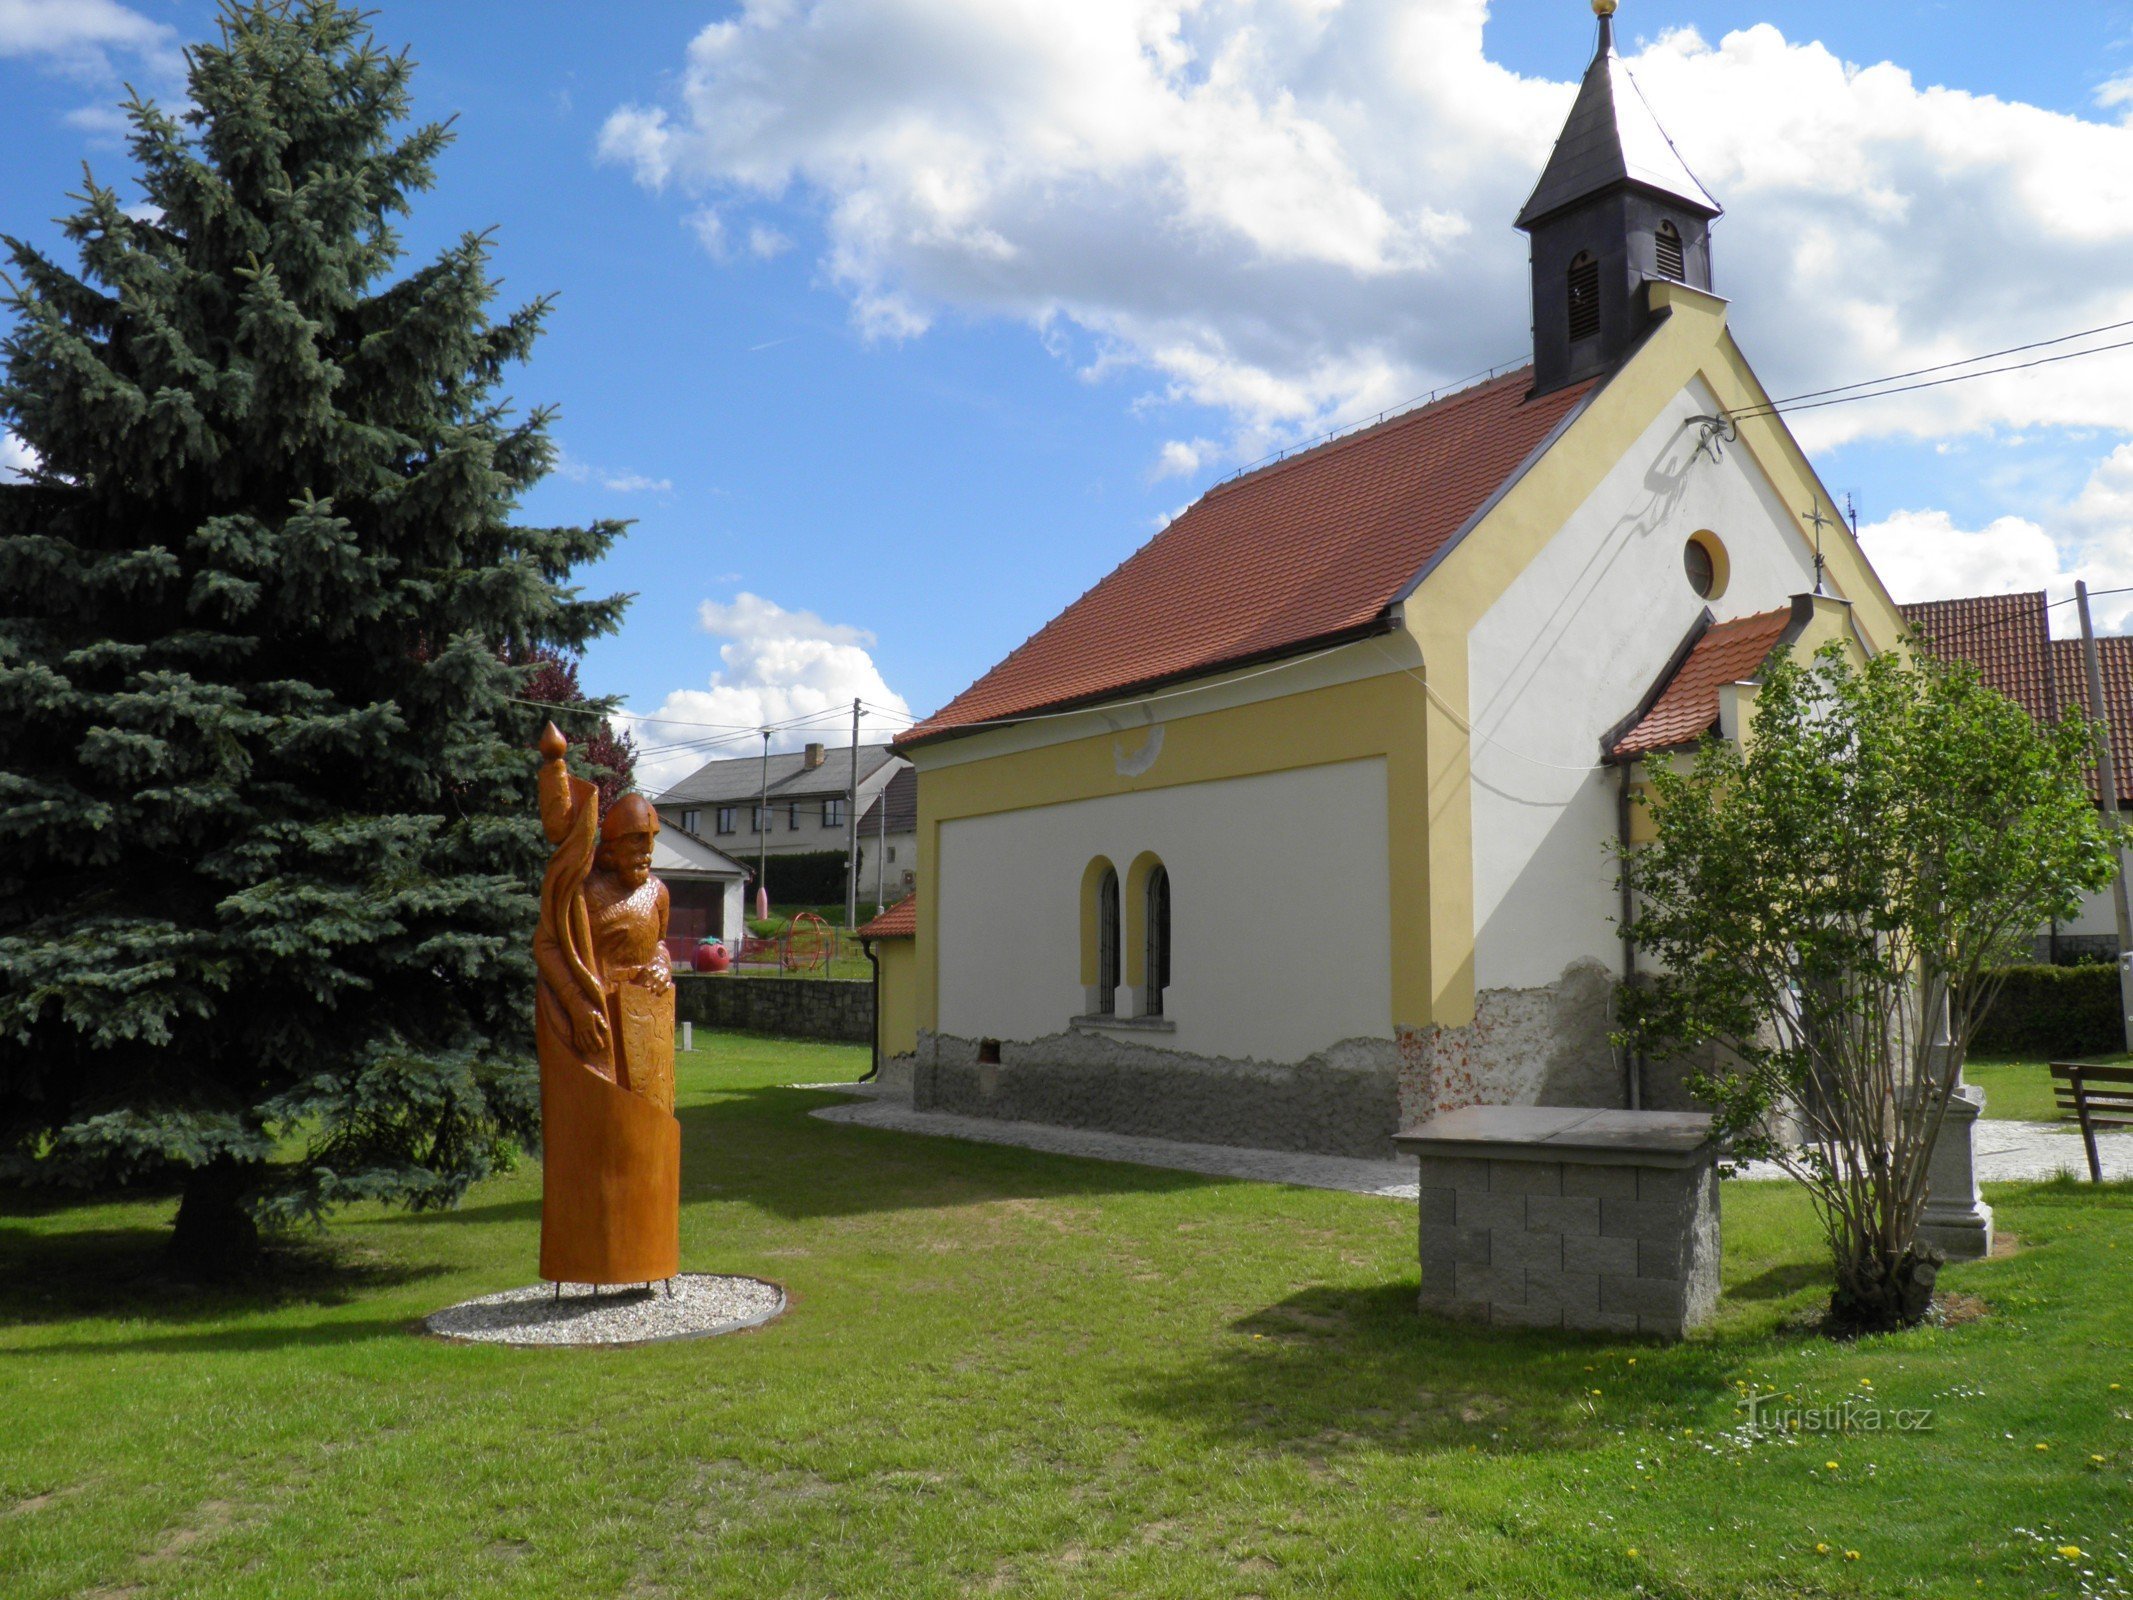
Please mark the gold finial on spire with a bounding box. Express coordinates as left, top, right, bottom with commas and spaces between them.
1593, 0, 1618, 15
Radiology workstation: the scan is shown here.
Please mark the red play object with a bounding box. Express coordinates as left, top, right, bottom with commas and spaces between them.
693, 941, 731, 973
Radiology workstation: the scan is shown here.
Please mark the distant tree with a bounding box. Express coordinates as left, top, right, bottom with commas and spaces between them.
0, 1, 627, 1272
1619, 643, 2113, 1334
516, 647, 636, 810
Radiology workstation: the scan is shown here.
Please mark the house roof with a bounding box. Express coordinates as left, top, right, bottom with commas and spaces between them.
1900, 593, 2058, 724
656, 743, 903, 807
899, 368, 1595, 748
856, 893, 916, 940
1516, 17, 1720, 230
653, 826, 747, 881
857, 765, 917, 835
1608, 607, 1795, 759
2054, 637, 2133, 806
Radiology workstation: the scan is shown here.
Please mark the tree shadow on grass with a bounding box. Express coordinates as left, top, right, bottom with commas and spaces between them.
674, 1086, 1233, 1222
0, 1219, 447, 1331
1123, 1279, 1817, 1468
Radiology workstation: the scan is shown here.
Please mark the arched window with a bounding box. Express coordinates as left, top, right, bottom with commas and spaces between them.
1654, 221, 1684, 282
1095, 866, 1121, 1015
1567, 252, 1600, 342
1143, 865, 1170, 1019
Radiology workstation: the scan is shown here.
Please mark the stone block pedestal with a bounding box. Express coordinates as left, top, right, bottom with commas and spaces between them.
1917, 1083, 1993, 1261
1395, 1106, 1722, 1340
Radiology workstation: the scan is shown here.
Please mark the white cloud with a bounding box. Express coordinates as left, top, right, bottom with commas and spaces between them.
0, 0, 181, 116
633, 593, 914, 793
1, 431, 39, 482
600, 472, 672, 494
555, 448, 671, 495
1152, 437, 1216, 480
1860, 444, 2133, 636
601, 2, 2133, 461
747, 223, 793, 259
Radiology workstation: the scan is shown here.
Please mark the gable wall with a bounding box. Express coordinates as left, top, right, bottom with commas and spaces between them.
1467, 374, 1822, 994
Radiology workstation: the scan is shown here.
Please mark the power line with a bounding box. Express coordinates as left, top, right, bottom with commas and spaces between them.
1744, 316, 2133, 416
1733, 330, 2133, 424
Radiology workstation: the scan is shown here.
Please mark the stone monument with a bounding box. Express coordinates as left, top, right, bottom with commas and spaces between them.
533, 723, 680, 1285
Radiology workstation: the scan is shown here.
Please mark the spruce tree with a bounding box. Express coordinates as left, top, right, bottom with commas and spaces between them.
0, 1, 627, 1270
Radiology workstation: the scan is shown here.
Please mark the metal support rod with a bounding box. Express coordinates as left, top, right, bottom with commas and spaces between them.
757, 728, 771, 910
846, 698, 861, 930
2076, 580, 2133, 1051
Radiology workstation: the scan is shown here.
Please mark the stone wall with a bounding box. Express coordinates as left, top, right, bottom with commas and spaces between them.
673, 974, 873, 1044
913, 1027, 1402, 1158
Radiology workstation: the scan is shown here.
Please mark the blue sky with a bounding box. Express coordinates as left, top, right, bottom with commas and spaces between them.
7, 1, 2133, 787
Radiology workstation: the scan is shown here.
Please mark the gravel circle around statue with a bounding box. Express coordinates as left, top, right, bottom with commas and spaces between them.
425, 1273, 785, 1347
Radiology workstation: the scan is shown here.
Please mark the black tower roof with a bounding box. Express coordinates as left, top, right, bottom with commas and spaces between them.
1516, 8, 1719, 231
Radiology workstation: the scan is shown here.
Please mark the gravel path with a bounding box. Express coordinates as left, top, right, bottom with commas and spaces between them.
425, 1273, 785, 1347
811, 1094, 2133, 1197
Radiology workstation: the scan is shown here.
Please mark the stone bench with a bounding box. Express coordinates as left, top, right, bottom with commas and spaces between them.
1394, 1106, 1721, 1340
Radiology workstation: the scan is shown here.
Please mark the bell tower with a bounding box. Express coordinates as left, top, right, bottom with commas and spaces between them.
1518, 0, 1720, 395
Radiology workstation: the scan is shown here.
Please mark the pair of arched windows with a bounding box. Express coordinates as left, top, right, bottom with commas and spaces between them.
1084, 855, 1171, 1020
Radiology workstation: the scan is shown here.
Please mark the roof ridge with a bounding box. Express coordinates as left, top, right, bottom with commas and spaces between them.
1202, 366, 1535, 502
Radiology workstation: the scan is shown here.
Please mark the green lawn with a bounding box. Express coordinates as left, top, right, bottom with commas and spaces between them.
1967, 1053, 2131, 1121
5, 1031, 2132, 1598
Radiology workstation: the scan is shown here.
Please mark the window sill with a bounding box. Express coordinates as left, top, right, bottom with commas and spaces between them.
1070, 1014, 1176, 1035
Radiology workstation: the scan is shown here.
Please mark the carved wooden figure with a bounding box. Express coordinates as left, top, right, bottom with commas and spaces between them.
534, 723, 680, 1284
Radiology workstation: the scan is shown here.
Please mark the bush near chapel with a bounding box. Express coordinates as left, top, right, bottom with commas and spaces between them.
0, 2, 625, 1271
1619, 642, 2114, 1334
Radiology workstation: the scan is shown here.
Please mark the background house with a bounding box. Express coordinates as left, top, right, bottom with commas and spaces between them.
1903, 592, 2133, 962
856, 767, 918, 912
654, 740, 907, 905
654, 827, 748, 947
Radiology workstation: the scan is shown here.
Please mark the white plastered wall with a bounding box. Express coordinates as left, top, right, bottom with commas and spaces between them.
1468, 376, 1827, 991
935, 757, 1392, 1060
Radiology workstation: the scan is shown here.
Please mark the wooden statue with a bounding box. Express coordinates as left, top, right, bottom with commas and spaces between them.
533, 723, 680, 1284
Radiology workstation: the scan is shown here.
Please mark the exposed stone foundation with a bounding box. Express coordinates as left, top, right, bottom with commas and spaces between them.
912, 1028, 1403, 1159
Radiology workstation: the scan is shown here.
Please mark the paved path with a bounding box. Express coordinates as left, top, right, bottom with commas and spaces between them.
810, 1090, 2133, 1198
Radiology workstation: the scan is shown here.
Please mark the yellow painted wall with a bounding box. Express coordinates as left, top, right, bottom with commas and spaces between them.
873, 937, 919, 1059
912, 664, 1433, 1034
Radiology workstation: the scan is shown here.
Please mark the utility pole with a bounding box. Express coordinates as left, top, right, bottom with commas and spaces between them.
2076, 580, 2133, 1051
757, 728, 771, 916
846, 698, 861, 929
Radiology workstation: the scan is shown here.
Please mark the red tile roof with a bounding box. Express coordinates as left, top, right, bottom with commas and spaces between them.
1609, 608, 1795, 759
1900, 593, 2056, 724
2053, 638, 2133, 806
899, 368, 1595, 748
856, 893, 916, 940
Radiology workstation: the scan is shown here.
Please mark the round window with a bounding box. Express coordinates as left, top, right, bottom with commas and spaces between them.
1683, 532, 1728, 600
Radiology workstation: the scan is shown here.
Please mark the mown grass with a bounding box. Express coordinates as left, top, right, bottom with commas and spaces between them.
4, 1030, 2130, 1598
1968, 1052, 2132, 1122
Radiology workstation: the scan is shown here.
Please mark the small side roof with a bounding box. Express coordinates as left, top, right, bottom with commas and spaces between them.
653, 827, 748, 880
856, 893, 916, 940
1607, 606, 1796, 760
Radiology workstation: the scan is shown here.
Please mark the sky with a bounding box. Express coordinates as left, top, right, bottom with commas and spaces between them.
7, 0, 2133, 790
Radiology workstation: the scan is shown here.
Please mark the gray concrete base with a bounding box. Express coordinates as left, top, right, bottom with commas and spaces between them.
913, 1028, 1402, 1159
1917, 1083, 1994, 1261
1396, 1107, 1722, 1340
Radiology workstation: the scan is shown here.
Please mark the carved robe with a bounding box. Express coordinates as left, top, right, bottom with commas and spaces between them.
533, 730, 680, 1284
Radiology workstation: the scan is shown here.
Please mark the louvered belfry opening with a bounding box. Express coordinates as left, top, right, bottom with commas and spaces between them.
1567, 253, 1601, 342
1655, 221, 1684, 281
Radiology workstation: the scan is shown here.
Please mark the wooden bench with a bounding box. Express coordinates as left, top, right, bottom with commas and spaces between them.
2049, 1062, 2133, 1181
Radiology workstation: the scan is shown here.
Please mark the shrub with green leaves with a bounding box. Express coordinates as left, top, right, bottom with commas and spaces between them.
1619, 641, 2114, 1332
